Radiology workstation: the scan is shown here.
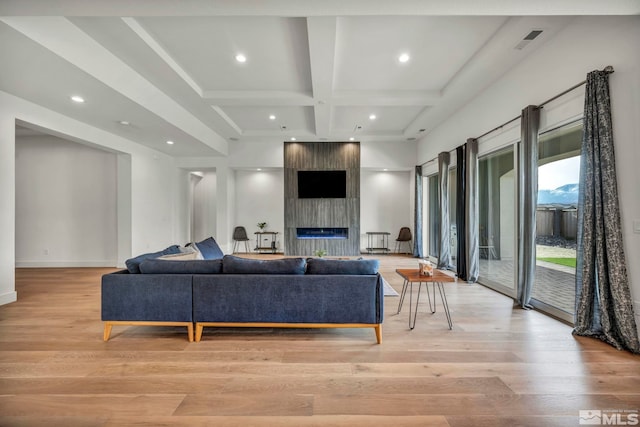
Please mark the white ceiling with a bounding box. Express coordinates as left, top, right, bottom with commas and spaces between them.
1, 0, 638, 157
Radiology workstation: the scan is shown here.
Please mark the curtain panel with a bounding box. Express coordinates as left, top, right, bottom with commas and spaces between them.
516, 105, 540, 309
464, 139, 479, 282
455, 141, 479, 282
573, 70, 639, 353
413, 165, 423, 258
455, 146, 467, 280
437, 152, 451, 269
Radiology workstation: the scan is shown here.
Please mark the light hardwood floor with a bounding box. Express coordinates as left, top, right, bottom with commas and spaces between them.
1, 255, 639, 426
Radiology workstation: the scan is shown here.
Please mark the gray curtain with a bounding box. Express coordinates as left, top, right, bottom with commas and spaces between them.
456, 146, 466, 279
573, 70, 639, 353
437, 152, 451, 269
413, 165, 423, 258
516, 105, 539, 309
455, 140, 479, 282
464, 138, 479, 282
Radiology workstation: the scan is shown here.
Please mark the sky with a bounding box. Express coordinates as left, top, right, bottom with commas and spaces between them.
538, 155, 581, 190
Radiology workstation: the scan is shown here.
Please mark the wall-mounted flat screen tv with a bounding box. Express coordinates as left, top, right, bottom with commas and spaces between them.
297, 170, 347, 198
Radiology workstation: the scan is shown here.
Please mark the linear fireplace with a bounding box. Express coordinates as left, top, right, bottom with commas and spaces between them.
296, 228, 348, 239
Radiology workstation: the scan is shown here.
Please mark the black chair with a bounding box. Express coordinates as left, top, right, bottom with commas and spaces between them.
394, 227, 412, 254
232, 226, 250, 253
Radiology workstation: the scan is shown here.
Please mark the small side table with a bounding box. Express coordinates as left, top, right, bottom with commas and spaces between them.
254, 231, 278, 254
395, 269, 456, 330
365, 232, 390, 254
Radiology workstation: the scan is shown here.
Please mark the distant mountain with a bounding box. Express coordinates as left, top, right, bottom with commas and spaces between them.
538, 183, 579, 205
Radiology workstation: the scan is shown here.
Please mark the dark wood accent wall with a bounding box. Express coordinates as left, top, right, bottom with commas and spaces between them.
284, 142, 360, 256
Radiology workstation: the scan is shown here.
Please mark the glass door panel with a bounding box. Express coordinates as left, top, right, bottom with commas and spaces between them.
427, 174, 439, 259
532, 121, 582, 321
448, 168, 457, 268
478, 146, 516, 296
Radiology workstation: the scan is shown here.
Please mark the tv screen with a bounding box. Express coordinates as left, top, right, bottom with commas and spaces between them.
297, 170, 346, 198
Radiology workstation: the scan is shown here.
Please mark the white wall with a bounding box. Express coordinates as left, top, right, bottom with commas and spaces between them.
234, 169, 285, 252
192, 171, 217, 242
0, 90, 191, 305
15, 135, 117, 267
417, 16, 640, 326
360, 170, 412, 253
228, 140, 416, 254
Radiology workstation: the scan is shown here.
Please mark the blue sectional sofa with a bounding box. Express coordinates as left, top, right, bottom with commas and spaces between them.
101, 255, 384, 343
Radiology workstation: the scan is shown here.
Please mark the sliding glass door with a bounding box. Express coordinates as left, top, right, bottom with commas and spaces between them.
531, 120, 582, 321
427, 174, 439, 259
477, 146, 516, 296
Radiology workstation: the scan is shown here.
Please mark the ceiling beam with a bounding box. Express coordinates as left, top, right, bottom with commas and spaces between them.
202, 90, 314, 106
306, 17, 337, 139
1, 16, 228, 156
332, 90, 442, 106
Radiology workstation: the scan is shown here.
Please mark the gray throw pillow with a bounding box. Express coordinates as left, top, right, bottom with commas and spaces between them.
124, 245, 181, 274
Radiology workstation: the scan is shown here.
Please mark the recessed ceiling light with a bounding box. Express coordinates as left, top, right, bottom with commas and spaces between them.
290, 137, 296, 141
369, 114, 377, 120
166, 140, 174, 145
257, 168, 262, 171
118, 120, 130, 126
235, 53, 247, 63
398, 53, 410, 63
269, 114, 276, 120
383, 168, 389, 171
349, 137, 355, 141
70, 95, 85, 103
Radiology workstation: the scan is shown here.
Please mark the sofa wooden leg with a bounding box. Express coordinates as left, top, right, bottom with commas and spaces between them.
103, 323, 113, 342
375, 324, 382, 344
195, 323, 204, 342
187, 323, 194, 342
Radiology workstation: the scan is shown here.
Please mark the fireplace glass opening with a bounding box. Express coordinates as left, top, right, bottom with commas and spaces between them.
296, 228, 348, 239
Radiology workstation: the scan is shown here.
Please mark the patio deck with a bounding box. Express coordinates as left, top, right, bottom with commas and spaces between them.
478, 245, 576, 315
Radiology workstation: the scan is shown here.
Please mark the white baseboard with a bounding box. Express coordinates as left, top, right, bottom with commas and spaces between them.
15, 260, 117, 268
0, 291, 17, 306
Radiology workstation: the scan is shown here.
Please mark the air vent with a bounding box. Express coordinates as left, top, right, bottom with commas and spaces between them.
515, 29, 543, 50
280, 125, 287, 131
353, 124, 362, 132
524, 30, 543, 41
229, 137, 239, 141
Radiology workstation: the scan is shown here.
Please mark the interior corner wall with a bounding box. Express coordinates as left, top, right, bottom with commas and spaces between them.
0, 91, 191, 300
0, 109, 17, 306
234, 169, 285, 252
15, 135, 118, 267
192, 171, 217, 242
360, 170, 412, 252
417, 16, 640, 329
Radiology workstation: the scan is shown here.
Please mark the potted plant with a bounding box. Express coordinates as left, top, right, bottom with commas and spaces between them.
257, 222, 267, 232
314, 249, 327, 257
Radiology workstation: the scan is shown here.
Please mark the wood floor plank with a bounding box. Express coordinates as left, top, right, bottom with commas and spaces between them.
1, 260, 638, 424
101, 415, 450, 427
173, 393, 313, 416
0, 394, 185, 416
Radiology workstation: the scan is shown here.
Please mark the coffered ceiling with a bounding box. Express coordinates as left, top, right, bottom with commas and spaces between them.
1, 0, 637, 157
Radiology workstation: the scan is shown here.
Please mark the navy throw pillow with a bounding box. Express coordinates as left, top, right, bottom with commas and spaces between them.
125, 245, 181, 274
139, 259, 223, 274
222, 255, 306, 274
306, 258, 379, 275
194, 237, 224, 260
